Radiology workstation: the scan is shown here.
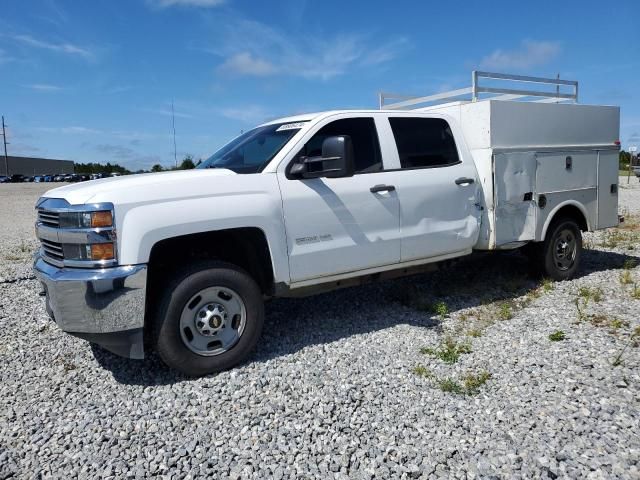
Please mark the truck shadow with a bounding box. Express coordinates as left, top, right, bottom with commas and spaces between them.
93, 247, 639, 386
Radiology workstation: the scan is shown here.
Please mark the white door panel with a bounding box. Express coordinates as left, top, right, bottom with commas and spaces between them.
387, 165, 480, 261
279, 175, 400, 281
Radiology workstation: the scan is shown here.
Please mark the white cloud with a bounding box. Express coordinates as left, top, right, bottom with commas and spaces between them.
218, 52, 278, 76
37, 126, 102, 135
211, 18, 407, 80
24, 83, 63, 92
479, 40, 560, 70
147, 0, 224, 8
11, 34, 94, 60
220, 105, 270, 124
143, 107, 194, 119
360, 37, 410, 66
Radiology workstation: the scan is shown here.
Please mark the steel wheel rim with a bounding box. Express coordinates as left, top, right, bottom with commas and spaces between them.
553, 228, 577, 271
179, 286, 247, 356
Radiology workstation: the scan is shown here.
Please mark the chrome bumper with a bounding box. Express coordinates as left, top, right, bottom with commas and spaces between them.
33, 255, 147, 359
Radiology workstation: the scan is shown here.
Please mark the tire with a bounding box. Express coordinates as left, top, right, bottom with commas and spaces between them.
152, 261, 264, 376
525, 217, 582, 281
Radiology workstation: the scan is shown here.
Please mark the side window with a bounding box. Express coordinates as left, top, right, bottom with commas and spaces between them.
389, 117, 460, 169
296, 118, 382, 174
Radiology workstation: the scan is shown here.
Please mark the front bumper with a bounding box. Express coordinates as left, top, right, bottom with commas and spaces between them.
33, 255, 147, 359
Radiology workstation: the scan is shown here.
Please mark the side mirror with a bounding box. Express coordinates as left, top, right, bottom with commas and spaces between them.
290, 135, 355, 179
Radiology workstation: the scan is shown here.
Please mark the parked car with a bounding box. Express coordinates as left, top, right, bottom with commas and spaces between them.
34, 176, 45, 182
10, 174, 25, 183
0, 175, 9, 183
34, 71, 622, 376
633, 165, 640, 179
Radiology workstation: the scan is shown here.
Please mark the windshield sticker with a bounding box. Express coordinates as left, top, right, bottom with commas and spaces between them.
276, 122, 307, 131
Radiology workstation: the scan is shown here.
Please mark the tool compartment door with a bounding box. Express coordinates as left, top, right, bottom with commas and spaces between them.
493, 152, 537, 246
597, 150, 619, 229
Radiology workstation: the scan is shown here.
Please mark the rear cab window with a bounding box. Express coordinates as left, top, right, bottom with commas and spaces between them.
388, 117, 460, 169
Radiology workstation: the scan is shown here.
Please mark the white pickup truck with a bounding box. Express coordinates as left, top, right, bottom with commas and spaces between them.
34, 72, 621, 376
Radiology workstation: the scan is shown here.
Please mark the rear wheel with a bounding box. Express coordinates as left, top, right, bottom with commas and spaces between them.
152, 261, 264, 376
524, 217, 582, 281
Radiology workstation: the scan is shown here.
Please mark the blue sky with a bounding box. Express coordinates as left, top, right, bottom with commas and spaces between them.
1, 0, 639, 170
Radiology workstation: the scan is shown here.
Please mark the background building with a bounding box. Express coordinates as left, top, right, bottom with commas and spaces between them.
0, 156, 74, 176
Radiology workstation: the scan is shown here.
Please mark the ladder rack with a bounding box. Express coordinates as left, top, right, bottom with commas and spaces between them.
379, 71, 579, 110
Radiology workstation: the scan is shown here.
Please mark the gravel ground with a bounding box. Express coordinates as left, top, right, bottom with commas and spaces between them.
1, 181, 639, 479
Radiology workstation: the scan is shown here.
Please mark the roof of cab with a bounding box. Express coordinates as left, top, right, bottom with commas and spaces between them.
260, 109, 442, 127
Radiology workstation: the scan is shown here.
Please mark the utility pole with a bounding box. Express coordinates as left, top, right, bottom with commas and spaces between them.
171, 101, 177, 169
1, 116, 8, 176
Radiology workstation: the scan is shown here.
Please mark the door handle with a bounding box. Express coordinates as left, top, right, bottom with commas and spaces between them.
455, 177, 475, 186
370, 184, 396, 193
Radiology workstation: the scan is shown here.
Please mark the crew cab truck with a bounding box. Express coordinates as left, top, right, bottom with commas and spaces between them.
34, 72, 621, 376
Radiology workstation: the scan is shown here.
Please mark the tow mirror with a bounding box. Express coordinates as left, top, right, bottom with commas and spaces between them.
290, 135, 355, 179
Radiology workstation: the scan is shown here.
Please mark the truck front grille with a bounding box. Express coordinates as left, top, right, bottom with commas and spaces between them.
37, 210, 60, 227
40, 238, 64, 261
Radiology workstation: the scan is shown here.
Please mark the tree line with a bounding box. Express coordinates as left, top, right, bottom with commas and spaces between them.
75, 155, 201, 175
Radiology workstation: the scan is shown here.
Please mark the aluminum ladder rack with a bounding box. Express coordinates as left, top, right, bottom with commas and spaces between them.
379, 71, 579, 110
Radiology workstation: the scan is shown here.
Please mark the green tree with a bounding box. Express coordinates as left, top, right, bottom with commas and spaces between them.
151, 164, 164, 173
620, 151, 631, 170
178, 155, 196, 170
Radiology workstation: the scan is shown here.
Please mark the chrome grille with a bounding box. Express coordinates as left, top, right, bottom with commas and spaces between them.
38, 209, 60, 227
40, 238, 64, 261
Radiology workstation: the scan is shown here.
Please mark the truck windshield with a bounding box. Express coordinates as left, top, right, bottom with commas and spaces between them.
197, 122, 307, 174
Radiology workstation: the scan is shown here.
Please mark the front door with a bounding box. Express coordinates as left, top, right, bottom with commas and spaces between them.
278, 117, 401, 282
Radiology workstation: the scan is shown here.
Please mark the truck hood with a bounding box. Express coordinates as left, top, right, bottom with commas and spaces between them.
42, 169, 237, 205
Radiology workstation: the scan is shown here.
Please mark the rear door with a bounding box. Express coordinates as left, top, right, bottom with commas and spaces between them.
597, 150, 619, 229
381, 116, 481, 261
277, 116, 401, 282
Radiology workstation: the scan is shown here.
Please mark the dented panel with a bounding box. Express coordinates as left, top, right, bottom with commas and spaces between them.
493, 152, 537, 246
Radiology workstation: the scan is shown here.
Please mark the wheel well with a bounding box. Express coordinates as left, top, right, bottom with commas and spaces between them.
146, 227, 274, 299
548, 204, 588, 234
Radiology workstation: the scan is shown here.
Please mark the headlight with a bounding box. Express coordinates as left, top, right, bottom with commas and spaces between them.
58, 210, 113, 229
36, 199, 117, 268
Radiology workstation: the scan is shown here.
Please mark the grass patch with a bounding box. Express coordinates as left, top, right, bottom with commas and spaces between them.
433, 301, 448, 320
463, 371, 492, 394
412, 365, 432, 378
578, 286, 604, 303
435, 371, 492, 395
437, 378, 464, 394
420, 337, 471, 364
549, 330, 566, 342
541, 278, 555, 292
612, 326, 640, 367
620, 270, 633, 285
498, 302, 514, 320
466, 328, 483, 338
632, 284, 640, 300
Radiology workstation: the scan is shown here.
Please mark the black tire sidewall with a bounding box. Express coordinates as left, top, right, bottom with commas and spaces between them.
543, 218, 582, 281
153, 261, 264, 376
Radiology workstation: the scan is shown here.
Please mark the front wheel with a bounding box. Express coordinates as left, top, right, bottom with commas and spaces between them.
152, 261, 264, 376
524, 217, 582, 281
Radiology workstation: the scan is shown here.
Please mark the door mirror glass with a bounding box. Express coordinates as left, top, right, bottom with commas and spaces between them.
290, 135, 355, 179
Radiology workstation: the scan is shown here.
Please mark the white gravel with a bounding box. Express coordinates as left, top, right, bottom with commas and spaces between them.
0, 181, 639, 479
